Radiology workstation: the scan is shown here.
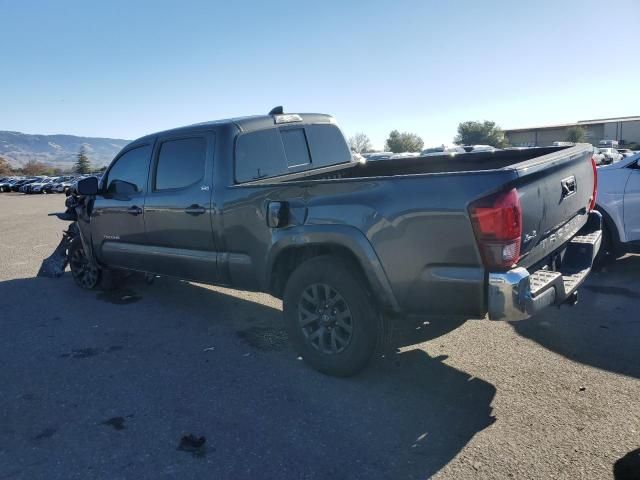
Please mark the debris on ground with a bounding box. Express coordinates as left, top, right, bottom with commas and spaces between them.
37, 223, 78, 278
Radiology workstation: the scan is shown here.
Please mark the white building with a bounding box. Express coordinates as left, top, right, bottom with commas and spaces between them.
504, 116, 640, 147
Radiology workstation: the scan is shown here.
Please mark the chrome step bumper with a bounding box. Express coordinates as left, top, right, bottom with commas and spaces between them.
487, 211, 602, 321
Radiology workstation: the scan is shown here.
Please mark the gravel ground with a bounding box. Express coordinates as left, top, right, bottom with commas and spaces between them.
0, 193, 638, 480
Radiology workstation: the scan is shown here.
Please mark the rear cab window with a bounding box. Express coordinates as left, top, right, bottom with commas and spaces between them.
234, 123, 351, 183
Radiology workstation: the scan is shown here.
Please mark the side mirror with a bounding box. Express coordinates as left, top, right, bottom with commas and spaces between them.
77, 176, 99, 195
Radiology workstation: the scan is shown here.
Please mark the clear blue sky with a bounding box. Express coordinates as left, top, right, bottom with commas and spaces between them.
1, 0, 639, 149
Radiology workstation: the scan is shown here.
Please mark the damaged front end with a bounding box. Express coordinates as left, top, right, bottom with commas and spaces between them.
37, 192, 85, 278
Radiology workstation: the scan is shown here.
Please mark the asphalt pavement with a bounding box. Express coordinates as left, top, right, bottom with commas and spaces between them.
0, 193, 638, 480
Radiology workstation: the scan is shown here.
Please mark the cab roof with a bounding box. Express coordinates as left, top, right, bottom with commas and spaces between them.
132, 113, 335, 145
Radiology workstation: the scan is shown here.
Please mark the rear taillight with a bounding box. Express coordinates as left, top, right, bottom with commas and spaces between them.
589, 156, 598, 211
469, 188, 522, 270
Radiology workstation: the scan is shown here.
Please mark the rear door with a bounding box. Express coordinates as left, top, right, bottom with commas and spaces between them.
143, 131, 217, 281
91, 143, 152, 270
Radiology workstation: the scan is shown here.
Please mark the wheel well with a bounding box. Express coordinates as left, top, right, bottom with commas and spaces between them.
269, 245, 370, 300
595, 205, 621, 248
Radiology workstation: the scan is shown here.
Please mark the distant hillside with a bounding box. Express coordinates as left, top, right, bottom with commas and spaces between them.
0, 131, 130, 168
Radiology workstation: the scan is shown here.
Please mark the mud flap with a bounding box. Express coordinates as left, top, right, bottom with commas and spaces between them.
37, 223, 79, 278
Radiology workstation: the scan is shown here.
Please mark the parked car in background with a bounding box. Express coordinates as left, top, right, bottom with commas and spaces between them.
617, 148, 635, 158
420, 145, 466, 156
599, 148, 623, 164
389, 152, 421, 159
54, 178, 78, 194
13, 178, 38, 192
0, 178, 22, 191
30, 177, 57, 194
50, 176, 74, 193
599, 139, 619, 148
595, 153, 640, 261
42, 177, 62, 193
462, 145, 499, 153
362, 152, 393, 161
592, 147, 606, 166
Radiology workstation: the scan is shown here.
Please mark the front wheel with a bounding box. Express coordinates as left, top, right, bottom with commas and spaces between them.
283, 255, 379, 377
69, 238, 101, 289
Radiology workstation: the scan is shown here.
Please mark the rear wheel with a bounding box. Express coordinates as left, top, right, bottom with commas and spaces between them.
283, 255, 379, 377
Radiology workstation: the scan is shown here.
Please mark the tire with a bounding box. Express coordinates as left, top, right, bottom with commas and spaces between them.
594, 216, 623, 267
68, 237, 102, 290
283, 255, 379, 377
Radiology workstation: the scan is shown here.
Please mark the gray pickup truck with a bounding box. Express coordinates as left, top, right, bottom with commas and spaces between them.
68, 109, 601, 376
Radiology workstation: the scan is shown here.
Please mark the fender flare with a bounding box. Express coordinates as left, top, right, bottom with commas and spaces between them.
265, 224, 400, 313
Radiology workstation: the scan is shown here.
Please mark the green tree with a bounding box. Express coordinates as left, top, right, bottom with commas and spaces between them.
566, 126, 586, 143
348, 133, 373, 154
74, 146, 91, 174
454, 121, 507, 148
0, 156, 12, 176
385, 130, 424, 153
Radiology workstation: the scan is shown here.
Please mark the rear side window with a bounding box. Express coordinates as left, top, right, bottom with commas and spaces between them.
305, 124, 351, 168
155, 137, 206, 190
235, 129, 286, 183
281, 128, 311, 168
106, 145, 151, 195
234, 123, 350, 183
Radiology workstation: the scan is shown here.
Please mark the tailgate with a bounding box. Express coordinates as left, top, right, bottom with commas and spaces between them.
514, 145, 595, 268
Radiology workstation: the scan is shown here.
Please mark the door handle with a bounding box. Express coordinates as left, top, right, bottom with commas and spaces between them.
127, 206, 143, 216
184, 204, 206, 216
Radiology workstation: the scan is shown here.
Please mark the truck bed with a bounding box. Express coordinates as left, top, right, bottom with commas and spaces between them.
312, 146, 570, 179
298, 144, 595, 272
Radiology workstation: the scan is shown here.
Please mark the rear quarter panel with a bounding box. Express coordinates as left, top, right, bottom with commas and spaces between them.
300, 172, 516, 315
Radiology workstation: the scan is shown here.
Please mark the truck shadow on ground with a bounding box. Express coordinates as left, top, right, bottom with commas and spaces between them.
0, 274, 495, 480
513, 254, 640, 379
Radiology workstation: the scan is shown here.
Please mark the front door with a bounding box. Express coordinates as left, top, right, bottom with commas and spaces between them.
143, 132, 217, 281
91, 143, 152, 270
624, 164, 640, 242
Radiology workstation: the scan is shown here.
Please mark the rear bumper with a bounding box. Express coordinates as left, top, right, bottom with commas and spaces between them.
487, 211, 602, 321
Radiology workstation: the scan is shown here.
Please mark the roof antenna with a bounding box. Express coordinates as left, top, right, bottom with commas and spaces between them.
269, 106, 283, 115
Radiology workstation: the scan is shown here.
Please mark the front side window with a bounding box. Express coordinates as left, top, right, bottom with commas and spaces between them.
106, 145, 151, 195
155, 137, 206, 190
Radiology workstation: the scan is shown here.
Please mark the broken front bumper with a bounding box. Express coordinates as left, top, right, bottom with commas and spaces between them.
487, 211, 602, 321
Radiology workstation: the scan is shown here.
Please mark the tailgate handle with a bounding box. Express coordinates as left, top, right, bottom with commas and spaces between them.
561, 176, 576, 199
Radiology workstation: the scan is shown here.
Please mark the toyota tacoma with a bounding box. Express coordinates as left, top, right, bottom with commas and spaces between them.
57, 108, 602, 376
